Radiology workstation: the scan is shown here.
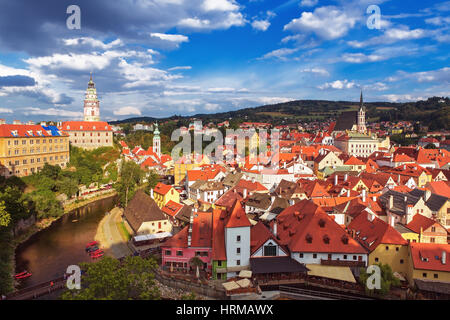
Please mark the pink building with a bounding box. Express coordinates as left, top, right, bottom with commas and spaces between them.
161, 211, 212, 271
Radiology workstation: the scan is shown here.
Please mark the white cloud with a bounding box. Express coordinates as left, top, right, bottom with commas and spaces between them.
300, 67, 329, 76
259, 48, 299, 60
300, 0, 318, 7
284, 6, 358, 40
63, 37, 123, 50
23, 107, 83, 118
382, 94, 425, 102
207, 87, 236, 93
204, 103, 220, 111
202, 0, 239, 12
425, 16, 450, 26
251, 20, 270, 31
168, 66, 192, 71
341, 53, 384, 63
0, 108, 13, 113
113, 106, 142, 116
318, 79, 356, 90
150, 33, 189, 44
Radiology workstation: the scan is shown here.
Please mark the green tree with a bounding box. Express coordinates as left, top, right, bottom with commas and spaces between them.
25, 189, 63, 219
189, 256, 204, 278
115, 161, 144, 206
0, 201, 11, 227
146, 170, 160, 191
56, 177, 79, 198
359, 263, 400, 296
61, 256, 160, 300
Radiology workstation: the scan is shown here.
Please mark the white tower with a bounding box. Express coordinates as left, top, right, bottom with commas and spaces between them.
357, 90, 367, 134
83, 73, 100, 121
153, 122, 161, 157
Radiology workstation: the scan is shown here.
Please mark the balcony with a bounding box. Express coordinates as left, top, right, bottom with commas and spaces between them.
320, 259, 365, 268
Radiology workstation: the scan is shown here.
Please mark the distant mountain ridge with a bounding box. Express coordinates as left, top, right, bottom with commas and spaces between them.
110, 96, 449, 130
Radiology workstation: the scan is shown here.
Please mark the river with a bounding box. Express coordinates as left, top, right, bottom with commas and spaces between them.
14, 195, 117, 289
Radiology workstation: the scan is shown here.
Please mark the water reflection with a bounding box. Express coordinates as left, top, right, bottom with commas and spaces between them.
15, 196, 117, 288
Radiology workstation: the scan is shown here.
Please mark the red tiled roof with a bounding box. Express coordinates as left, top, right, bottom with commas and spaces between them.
154, 182, 174, 195
225, 200, 252, 228
163, 225, 188, 248
276, 200, 367, 254
410, 243, 450, 272
344, 156, 365, 166
161, 200, 184, 218
0, 124, 60, 137
191, 211, 213, 247
348, 213, 407, 251
60, 121, 112, 131
405, 214, 443, 234
250, 222, 286, 255
212, 209, 227, 260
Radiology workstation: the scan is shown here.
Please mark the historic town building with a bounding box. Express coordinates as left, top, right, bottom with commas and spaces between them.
59, 74, 113, 150
0, 123, 70, 177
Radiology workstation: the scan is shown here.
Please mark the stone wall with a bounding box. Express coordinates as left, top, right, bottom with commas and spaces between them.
154, 271, 228, 300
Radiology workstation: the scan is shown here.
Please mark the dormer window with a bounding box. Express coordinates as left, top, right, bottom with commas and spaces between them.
318, 218, 326, 228
80, 126, 83, 129
341, 235, 349, 244
93, 126, 96, 130
67, 126, 70, 130
305, 234, 313, 243
323, 234, 330, 244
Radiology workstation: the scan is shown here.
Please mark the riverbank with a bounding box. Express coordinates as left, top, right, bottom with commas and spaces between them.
95, 207, 131, 259
7, 192, 118, 293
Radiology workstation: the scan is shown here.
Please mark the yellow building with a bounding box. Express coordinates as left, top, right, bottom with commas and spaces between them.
407, 243, 450, 285
152, 182, 180, 208
348, 213, 410, 276
173, 154, 210, 185
0, 123, 70, 177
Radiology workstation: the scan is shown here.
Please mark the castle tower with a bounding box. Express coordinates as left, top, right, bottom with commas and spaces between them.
153, 122, 161, 157
83, 73, 100, 121
357, 90, 367, 134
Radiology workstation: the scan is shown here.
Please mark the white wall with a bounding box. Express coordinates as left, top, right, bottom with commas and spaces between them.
252, 239, 288, 257
291, 252, 367, 266
225, 226, 251, 268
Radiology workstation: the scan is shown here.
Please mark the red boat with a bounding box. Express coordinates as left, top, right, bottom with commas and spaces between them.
86, 241, 98, 248
90, 250, 104, 256
14, 271, 28, 278
91, 253, 104, 259
15, 272, 32, 279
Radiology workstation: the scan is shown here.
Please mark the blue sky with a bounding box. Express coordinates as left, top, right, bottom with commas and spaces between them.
0, 0, 448, 122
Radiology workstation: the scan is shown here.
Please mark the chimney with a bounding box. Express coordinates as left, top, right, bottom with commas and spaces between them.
388, 195, 394, 210
251, 177, 256, 183
334, 175, 338, 186
0, 119, 5, 124
398, 175, 401, 184
424, 190, 431, 202
347, 190, 350, 197
40, 121, 46, 126
13, 120, 21, 125
373, 196, 376, 201
442, 251, 447, 265
243, 188, 248, 199
367, 212, 374, 222
362, 189, 366, 203
289, 199, 295, 206
344, 174, 348, 182
403, 164, 406, 170
273, 222, 277, 237
150, 188, 154, 198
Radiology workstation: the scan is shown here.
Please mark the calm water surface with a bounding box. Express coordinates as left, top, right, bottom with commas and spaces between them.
15, 196, 117, 288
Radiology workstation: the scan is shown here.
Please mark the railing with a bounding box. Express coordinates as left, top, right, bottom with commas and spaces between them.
279, 285, 373, 300
320, 259, 366, 268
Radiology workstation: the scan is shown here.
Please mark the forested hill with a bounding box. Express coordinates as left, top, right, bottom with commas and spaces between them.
110, 96, 449, 130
